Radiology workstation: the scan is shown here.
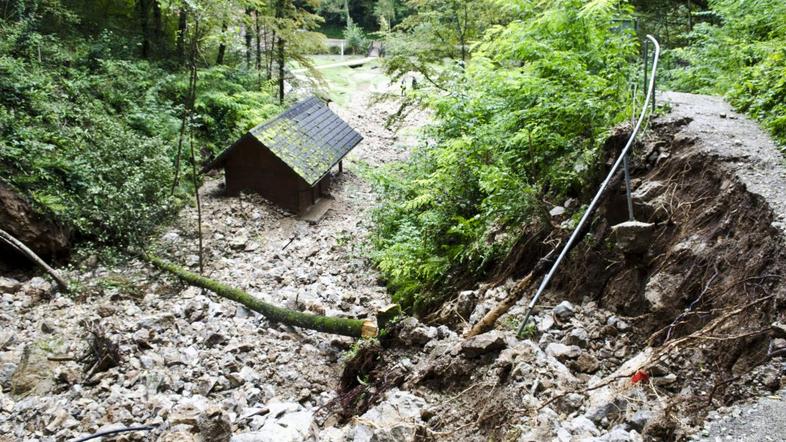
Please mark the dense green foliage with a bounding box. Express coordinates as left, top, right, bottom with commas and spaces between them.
373, 0, 637, 313
667, 0, 786, 145
0, 2, 281, 245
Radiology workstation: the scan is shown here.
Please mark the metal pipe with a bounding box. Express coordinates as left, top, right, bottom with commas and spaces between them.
516, 35, 661, 338
623, 154, 634, 221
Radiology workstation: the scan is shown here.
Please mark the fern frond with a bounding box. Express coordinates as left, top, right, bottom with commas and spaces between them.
579, 0, 621, 18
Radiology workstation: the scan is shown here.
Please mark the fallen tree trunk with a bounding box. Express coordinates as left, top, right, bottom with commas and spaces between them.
0, 227, 69, 292
145, 254, 378, 338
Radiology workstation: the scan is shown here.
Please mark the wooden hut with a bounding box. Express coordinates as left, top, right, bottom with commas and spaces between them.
203, 96, 363, 213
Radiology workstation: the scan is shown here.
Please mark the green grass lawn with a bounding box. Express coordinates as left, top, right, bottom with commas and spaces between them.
317, 59, 388, 107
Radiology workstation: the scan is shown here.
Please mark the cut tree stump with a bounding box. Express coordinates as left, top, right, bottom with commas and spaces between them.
145, 254, 380, 338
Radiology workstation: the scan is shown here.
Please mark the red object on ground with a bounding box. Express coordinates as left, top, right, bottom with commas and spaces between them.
631, 370, 649, 384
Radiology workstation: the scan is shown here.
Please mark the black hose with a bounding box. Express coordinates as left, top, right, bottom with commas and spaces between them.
72, 425, 156, 442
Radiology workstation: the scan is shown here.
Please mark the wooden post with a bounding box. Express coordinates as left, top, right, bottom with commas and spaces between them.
338, 160, 343, 174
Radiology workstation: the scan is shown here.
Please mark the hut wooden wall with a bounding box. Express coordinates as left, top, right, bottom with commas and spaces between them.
224, 137, 307, 212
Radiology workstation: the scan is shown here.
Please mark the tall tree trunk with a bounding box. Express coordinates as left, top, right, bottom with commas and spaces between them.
276, 0, 285, 104
176, 8, 188, 63
138, 0, 150, 58
245, 8, 253, 68
267, 30, 276, 79
152, 0, 162, 55
277, 36, 285, 104
344, 0, 350, 25
255, 10, 262, 70
216, 21, 227, 64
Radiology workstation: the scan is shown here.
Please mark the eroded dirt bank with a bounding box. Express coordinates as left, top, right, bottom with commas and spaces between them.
315, 92, 786, 441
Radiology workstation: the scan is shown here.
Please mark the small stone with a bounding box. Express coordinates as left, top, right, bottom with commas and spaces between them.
573, 353, 600, 373
23, 277, 53, 301
627, 409, 653, 432
40, 321, 56, 334
198, 406, 232, 442
568, 416, 599, 436
461, 331, 507, 358
205, 333, 228, 348
552, 301, 575, 321
170, 401, 203, 427
538, 315, 555, 332
653, 373, 677, 386
546, 343, 581, 361
0, 362, 17, 389
0, 277, 21, 293
603, 426, 634, 442
546, 342, 581, 361
398, 317, 438, 346
96, 304, 116, 318
565, 328, 589, 347
761, 368, 781, 392
550, 206, 566, 217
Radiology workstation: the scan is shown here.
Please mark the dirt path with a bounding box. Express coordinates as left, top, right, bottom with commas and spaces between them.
660, 92, 786, 233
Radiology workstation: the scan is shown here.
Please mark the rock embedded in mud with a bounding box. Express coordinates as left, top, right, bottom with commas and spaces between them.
198, 406, 232, 442
552, 301, 576, 321
545, 343, 581, 361
610, 221, 656, 254
565, 328, 589, 347
461, 331, 507, 358
397, 317, 437, 346
0, 277, 21, 294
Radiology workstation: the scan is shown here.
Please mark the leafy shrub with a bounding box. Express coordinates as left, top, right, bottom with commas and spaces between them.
372, 0, 637, 313
344, 21, 369, 54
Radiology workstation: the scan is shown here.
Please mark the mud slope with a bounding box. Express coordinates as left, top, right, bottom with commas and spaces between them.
320, 93, 786, 442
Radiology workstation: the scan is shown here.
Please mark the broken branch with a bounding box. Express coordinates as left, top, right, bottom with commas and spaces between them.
0, 227, 68, 292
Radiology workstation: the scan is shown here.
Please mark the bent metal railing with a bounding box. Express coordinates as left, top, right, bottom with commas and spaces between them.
516, 35, 661, 338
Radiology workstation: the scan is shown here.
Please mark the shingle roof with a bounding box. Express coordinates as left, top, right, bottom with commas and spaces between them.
204, 96, 363, 187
